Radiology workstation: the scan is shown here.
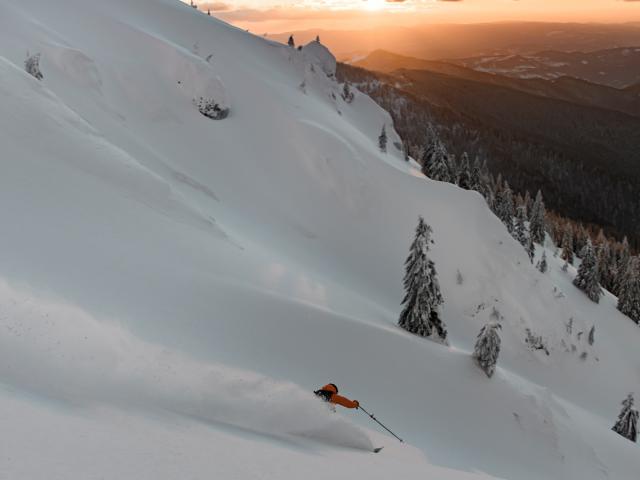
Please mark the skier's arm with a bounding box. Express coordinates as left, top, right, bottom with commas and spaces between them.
331, 395, 359, 409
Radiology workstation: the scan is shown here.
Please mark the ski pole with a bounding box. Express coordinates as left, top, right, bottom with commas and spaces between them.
359, 405, 404, 443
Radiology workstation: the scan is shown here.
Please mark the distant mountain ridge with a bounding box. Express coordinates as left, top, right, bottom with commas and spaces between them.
269, 22, 640, 61
352, 49, 640, 118
447, 47, 640, 89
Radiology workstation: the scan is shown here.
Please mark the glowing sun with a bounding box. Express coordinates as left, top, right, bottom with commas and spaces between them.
365, 0, 386, 11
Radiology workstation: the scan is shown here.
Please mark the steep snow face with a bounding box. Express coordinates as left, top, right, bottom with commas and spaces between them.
1, 1, 640, 479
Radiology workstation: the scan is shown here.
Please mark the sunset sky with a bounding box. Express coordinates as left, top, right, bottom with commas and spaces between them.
197, 0, 640, 33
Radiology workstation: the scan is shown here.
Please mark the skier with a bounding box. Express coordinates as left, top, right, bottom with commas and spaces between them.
315, 383, 402, 449
314, 383, 360, 409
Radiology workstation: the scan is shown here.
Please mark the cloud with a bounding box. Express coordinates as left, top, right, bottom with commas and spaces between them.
211, 2, 231, 10
213, 7, 368, 23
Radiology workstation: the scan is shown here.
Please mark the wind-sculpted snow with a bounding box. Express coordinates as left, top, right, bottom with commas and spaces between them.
0, 278, 373, 451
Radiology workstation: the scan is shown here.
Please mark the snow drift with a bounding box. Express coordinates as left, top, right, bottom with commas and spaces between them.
0, 278, 373, 451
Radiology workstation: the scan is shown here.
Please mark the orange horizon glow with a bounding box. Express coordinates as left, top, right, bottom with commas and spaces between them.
194, 1, 640, 34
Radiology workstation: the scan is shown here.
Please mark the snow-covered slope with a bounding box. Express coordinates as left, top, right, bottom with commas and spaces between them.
1, 1, 639, 479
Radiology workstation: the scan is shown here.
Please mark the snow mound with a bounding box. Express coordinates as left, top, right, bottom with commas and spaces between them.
302, 40, 337, 77
43, 43, 102, 91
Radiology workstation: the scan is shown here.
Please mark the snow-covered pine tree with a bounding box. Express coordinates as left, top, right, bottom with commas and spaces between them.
480, 159, 490, 183
420, 124, 439, 168
402, 140, 410, 161
615, 237, 631, 295
398, 217, 447, 342
447, 154, 459, 184
537, 251, 548, 273
596, 237, 613, 291
494, 173, 503, 195
472, 322, 502, 378
341, 82, 355, 103
526, 235, 535, 263
617, 257, 640, 324
574, 226, 589, 257
495, 181, 515, 233
561, 226, 574, 265
612, 393, 638, 442
25, 53, 43, 80
477, 159, 493, 204
470, 156, 482, 192
573, 240, 602, 303
378, 125, 387, 153
457, 152, 472, 190
529, 190, 546, 244
524, 190, 533, 217
514, 205, 528, 247
424, 142, 451, 182
588, 325, 595, 345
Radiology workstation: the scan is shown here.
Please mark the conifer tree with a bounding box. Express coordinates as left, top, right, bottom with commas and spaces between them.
537, 251, 548, 273
526, 235, 535, 263
615, 237, 631, 295
24, 53, 43, 81
573, 240, 603, 303
494, 173, 503, 195
529, 190, 546, 245
588, 325, 595, 345
448, 154, 459, 184
288, 35, 295, 47
612, 393, 638, 442
424, 142, 451, 182
341, 82, 355, 103
399, 217, 448, 342
574, 226, 589, 256
478, 159, 493, 203
420, 124, 439, 169
470, 156, 482, 192
561, 226, 574, 265
457, 152, 472, 190
378, 125, 387, 153
514, 205, 528, 247
479, 158, 490, 183
472, 322, 502, 378
495, 181, 515, 233
618, 257, 640, 324
402, 140, 410, 162
597, 238, 613, 291
524, 190, 533, 218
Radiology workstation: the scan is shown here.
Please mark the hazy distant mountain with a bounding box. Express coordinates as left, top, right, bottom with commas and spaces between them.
448, 47, 640, 89
353, 50, 640, 117
338, 63, 640, 243
270, 22, 640, 60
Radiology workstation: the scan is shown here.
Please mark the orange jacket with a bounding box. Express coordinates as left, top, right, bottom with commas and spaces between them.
320, 384, 359, 409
